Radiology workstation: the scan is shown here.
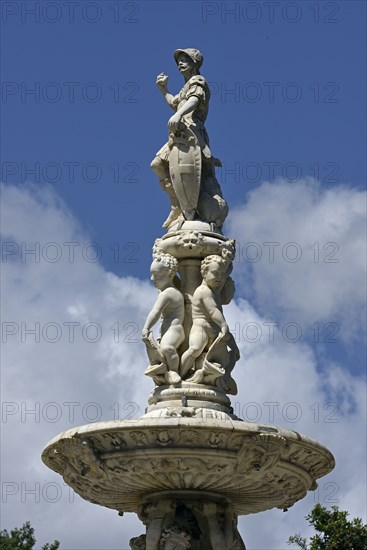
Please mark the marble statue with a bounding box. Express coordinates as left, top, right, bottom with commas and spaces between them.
42, 48, 336, 550
181, 255, 240, 378
142, 254, 184, 385
151, 48, 228, 230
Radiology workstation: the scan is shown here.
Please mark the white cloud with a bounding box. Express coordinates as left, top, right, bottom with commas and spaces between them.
227, 178, 366, 342
224, 298, 366, 547
1, 183, 154, 548
1, 183, 365, 549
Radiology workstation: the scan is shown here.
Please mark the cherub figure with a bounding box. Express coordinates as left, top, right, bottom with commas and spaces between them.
142, 254, 184, 384
181, 255, 238, 377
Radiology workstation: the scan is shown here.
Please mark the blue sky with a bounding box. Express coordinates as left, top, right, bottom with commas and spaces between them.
2, 0, 366, 277
1, 1, 366, 549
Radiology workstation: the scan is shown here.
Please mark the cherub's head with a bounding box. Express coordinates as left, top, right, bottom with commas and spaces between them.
201, 255, 227, 289
150, 254, 178, 290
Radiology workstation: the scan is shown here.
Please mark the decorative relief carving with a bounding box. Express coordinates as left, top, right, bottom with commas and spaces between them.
155, 431, 174, 446
42, 421, 334, 517
285, 445, 335, 478
236, 433, 287, 474
177, 230, 204, 250
165, 407, 196, 418
130, 431, 149, 447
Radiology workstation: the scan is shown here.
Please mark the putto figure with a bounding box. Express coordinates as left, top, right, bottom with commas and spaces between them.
151, 48, 228, 230
181, 254, 239, 378
142, 253, 185, 385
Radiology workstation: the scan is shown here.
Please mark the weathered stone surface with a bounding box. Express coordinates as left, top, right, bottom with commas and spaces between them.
42, 417, 335, 516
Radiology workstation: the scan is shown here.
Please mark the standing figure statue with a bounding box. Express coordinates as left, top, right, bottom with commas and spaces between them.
151, 48, 228, 230
142, 253, 185, 385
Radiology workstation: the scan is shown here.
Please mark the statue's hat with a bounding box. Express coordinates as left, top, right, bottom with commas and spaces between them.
174, 48, 204, 69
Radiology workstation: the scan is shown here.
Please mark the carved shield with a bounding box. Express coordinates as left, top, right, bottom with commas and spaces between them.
168, 126, 202, 214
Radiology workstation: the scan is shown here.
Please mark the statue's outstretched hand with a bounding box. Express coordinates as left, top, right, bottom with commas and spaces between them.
156, 72, 168, 91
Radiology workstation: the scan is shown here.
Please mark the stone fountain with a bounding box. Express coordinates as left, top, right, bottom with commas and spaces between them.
42, 49, 335, 549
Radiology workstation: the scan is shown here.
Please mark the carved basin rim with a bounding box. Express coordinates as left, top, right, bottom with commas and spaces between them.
41, 418, 335, 516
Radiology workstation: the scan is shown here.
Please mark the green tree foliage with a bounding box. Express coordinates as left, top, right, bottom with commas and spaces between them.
288, 504, 367, 550
0, 522, 59, 550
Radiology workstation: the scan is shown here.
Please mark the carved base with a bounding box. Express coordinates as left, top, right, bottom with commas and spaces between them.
146, 383, 234, 419
131, 490, 246, 549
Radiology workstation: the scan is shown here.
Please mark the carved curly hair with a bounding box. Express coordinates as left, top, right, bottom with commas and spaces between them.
200, 254, 227, 278
152, 253, 178, 279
